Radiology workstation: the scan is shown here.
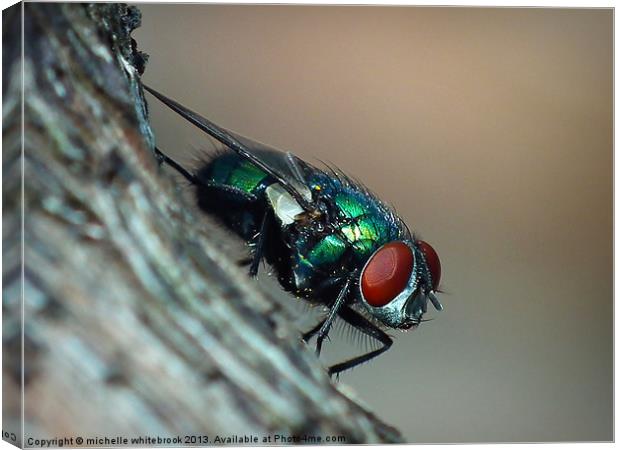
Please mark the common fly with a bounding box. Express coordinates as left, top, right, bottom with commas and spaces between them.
143, 84, 442, 376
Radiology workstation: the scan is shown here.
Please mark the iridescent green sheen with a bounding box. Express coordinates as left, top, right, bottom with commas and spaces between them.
352, 239, 375, 254
335, 193, 366, 219
339, 215, 389, 256
227, 160, 268, 194
358, 216, 390, 241
308, 234, 347, 266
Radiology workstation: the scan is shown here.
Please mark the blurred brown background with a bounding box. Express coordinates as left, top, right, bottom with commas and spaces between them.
134, 5, 612, 443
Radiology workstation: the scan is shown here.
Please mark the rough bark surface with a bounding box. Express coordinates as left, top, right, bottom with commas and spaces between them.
2, 3, 403, 446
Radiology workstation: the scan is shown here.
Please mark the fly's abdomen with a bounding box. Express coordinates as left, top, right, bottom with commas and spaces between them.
198, 153, 272, 199
195, 153, 274, 239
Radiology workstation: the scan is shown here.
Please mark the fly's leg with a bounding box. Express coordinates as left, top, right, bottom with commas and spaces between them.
302, 319, 326, 342
300, 275, 346, 342
315, 276, 353, 356
328, 305, 393, 377
248, 211, 272, 277
154, 147, 198, 185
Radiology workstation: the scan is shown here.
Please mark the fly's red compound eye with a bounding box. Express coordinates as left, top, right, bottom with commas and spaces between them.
361, 241, 414, 307
417, 240, 441, 291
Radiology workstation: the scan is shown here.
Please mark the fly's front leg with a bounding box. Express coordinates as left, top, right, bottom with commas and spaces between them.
315, 276, 354, 356
301, 275, 346, 342
306, 250, 356, 354
328, 305, 393, 377
302, 319, 326, 343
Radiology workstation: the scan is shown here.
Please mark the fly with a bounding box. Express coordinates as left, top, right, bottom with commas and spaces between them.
143, 84, 443, 377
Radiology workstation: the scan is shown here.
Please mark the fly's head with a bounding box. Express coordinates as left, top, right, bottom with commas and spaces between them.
358, 240, 442, 329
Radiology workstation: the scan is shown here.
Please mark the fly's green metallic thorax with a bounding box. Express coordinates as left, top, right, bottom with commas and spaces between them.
305, 193, 394, 265
197, 153, 407, 293
290, 171, 406, 289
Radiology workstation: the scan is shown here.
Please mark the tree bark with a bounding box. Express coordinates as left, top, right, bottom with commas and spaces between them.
3, 3, 403, 446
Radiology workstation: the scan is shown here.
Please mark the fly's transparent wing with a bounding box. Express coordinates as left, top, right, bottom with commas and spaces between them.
243, 147, 313, 202
144, 84, 314, 210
